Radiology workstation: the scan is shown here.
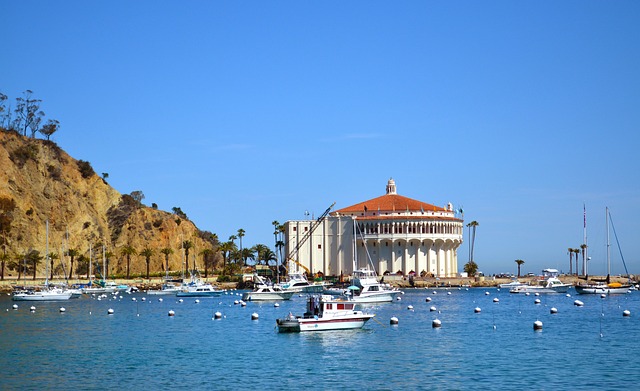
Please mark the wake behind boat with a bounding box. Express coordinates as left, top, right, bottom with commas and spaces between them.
276, 294, 375, 332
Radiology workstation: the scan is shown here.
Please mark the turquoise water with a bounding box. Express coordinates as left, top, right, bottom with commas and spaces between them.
1, 288, 639, 390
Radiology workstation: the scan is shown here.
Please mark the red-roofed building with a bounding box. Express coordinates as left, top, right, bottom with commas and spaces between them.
284, 178, 464, 278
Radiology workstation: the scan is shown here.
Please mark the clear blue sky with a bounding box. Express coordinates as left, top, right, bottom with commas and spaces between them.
2, 1, 639, 276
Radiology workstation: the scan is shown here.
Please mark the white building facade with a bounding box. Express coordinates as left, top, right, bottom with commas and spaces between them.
284, 179, 464, 278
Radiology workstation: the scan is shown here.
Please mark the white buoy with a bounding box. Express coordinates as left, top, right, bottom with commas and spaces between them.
141, 297, 146, 301
485, 291, 490, 296
251, 312, 259, 320
574, 300, 584, 307
59, 307, 66, 313
12, 304, 18, 310
534, 292, 540, 297
493, 298, 499, 303
407, 305, 414, 310
396, 296, 402, 301
131, 297, 136, 301
432, 318, 442, 328
447, 291, 452, 295
158, 298, 163, 302
107, 308, 114, 315
474, 307, 481, 313
525, 292, 530, 296
214, 311, 222, 319
195, 299, 200, 304
425, 297, 432, 302
534, 299, 541, 305
241, 301, 247, 307
433, 291, 437, 295
550, 307, 558, 314
168, 310, 175, 316
566, 293, 571, 297
274, 303, 279, 308
600, 294, 607, 299
178, 299, 183, 303
30, 306, 36, 312
623, 310, 631, 317
533, 320, 543, 330
390, 316, 399, 325
234, 300, 240, 305
430, 306, 437, 312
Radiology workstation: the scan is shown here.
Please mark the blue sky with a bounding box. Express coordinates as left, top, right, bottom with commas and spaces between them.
2, 1, 639, 276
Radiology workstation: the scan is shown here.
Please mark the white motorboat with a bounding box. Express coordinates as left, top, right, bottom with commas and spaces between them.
242, 274, 295, 301
12, 286, 73, 301
509, 269, 572, 294
82, 280, 119, 294
276, 294, 375, 332
346, 268, 402, 303
499, 279, 527, 289
147, 281, 183, 295
279, 271, 327, 293
176, 282, 222, 297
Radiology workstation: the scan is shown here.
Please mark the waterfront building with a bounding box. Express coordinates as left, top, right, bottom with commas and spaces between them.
284, 178, 464, 278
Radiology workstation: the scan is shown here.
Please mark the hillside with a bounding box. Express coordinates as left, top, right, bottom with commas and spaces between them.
0, 130, 220, 279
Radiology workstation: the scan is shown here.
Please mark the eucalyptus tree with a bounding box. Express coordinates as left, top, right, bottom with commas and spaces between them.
121, 246, 137, 279
515, 259, 525, 278
142, 247, 157, 279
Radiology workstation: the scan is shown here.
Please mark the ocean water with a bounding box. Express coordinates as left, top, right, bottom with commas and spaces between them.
1, 288, 640, 390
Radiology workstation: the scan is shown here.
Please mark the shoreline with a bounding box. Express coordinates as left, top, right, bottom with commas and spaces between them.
1, 274, 636, 293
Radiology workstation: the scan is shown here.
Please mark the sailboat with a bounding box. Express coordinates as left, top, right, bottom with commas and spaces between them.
575, 207, 632, 295
82, 245, 119, 294
12, 220, 73, 301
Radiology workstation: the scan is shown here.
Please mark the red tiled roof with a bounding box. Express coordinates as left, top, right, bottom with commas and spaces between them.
333, 194, 446, 214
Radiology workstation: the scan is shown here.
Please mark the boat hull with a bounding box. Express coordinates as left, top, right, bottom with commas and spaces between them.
242, 291, 295, 301
176, 291, 222, 297
509, 285, 571, 294
575, 285, 631, 295
12, 292, 73, 301
277, 315, 374, 332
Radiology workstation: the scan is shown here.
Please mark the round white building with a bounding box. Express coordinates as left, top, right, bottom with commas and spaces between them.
284, 179, 464, 278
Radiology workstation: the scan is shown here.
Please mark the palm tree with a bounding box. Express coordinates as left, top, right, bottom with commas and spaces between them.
141, 247, 156, 280
567, 248, 574, 275
27, 250, 43, 280
574, 249, 580, 275
49, 252, 59, 280
580, 244, 587, 276
466, 221, 479, 263
66, 248, 78, 279
182, 240, 193, 274
200, 248, 213, 278
515, 259, 525, 277
252, 244, 269, 265
240, 247, 255, 267
218, 241, 236, 275
121, 246, 137, 279
237, 228, 245, 266
0, 250, 9, 281
104, 250, 114, 279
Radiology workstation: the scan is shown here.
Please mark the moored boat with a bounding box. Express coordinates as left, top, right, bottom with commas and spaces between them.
346, 268, 402, 303
509, 269, 572, 294
276, 294, 375, 332
12, 286, 73, 301
242, 274, 295, 301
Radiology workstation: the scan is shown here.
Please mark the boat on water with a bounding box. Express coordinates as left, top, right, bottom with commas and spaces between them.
279, 271, 328, 293
82, 280, 121, 294
498, 278, 527, 289
576, 207, 633, 295
242, 274, 295, 301
147, 280, 183, 295
176, 280, 222, 297
345, 268, 402, 303
276, 294, 375, 332
509, 269, 572, 294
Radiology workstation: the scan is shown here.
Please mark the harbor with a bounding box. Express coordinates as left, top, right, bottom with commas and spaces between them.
2, 287, 640, 389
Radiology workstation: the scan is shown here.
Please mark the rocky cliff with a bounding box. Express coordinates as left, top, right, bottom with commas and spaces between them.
0, 130, 219, 279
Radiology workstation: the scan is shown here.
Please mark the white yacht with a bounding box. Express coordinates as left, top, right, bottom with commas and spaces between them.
509, 269, 572, 294
346, 268, 402, 303
242, 274, 295, 301
276, 294, 374, 332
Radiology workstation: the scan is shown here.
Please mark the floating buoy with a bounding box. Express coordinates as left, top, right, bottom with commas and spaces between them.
534, 299, 541, 305
550, 307, 558, 314
566, 293, 571, 298
12, 304, 18, 310
407, 305, 414, 310
59, 307, 66, 313
433, 291, 437, 295
168, 310, 175, 317
107, 308, 114, 315
195, 299, 200, 304
30, 306, 36, 312
432, 319, 442, 328
234, 300, 240, 305
623, 310, 631, 317
425, 297, 432, 302
241, 301, 247, 307
447, 292, 451, 295
158, 298, 163, 302
178, 299, 183, 303
525, 292, 530, 296
390, 316, 399, 325
474, 307, 481, 313
533, 320, 543, 330
141, 297, 146, 301
251, 313, 259, 320
131, 297, 136, 301
274, 303, 279, 308
396, 296, 402, 301
574, 300, 584, 307
534, 293, 540, 297
430, 306, 437, 312
600, 294, 607, 299
493, 298, 499, 303
214, 311, 222, 319
485, 291, 490, 296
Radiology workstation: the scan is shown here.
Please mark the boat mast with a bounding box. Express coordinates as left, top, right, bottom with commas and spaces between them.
606, 206, 610, 277
45, 219, 49, 287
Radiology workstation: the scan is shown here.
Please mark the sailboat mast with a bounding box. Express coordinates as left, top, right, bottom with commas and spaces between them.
583, 203, 588, 276
45, 219, 49, 286
606, 207, 610, 277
